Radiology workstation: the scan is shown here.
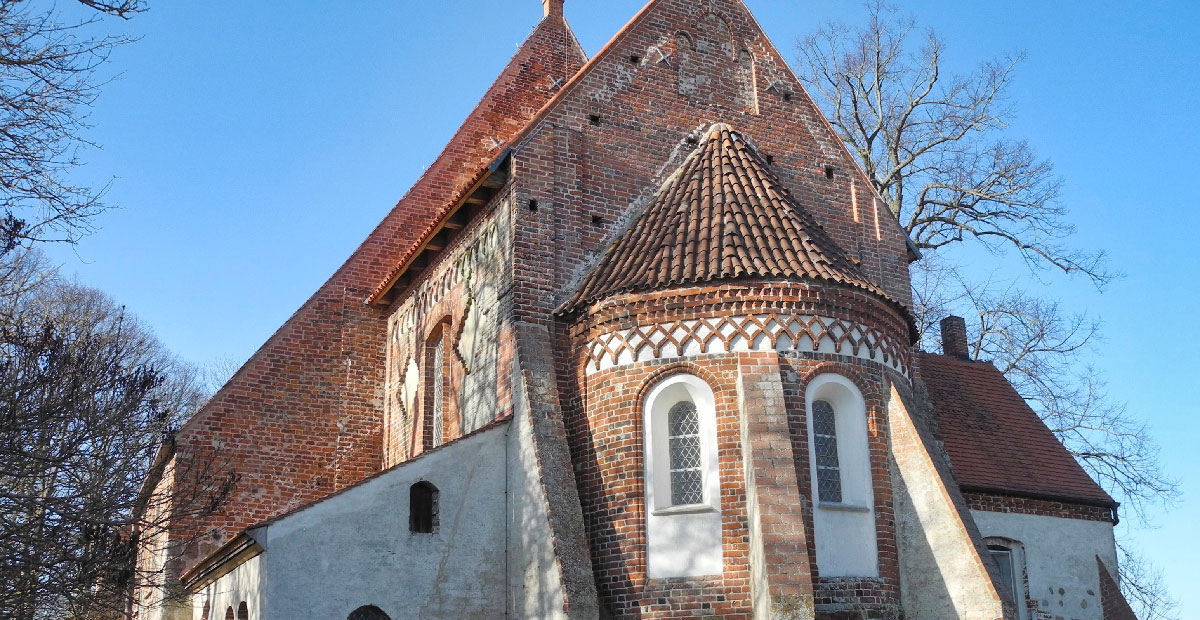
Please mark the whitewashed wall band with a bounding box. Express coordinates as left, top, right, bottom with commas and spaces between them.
586, 314, 908, 375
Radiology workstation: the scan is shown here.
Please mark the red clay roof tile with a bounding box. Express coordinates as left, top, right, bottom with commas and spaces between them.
564, 124, 899, 312
920, 352, 1116, 507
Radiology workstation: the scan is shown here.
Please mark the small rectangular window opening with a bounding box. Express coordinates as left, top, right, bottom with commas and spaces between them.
410, 482, 439, 534
589, 114, 602, 126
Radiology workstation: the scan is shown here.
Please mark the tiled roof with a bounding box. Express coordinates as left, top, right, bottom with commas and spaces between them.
920, 352, 1116, 507
564, 124, 895, 311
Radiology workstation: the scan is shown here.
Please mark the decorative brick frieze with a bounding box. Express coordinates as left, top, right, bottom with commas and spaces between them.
585, 312, 907, 375
572, 283, 912, 379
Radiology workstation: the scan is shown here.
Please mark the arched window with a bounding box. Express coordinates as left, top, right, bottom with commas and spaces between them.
643, 374, 722, 578
423, 324, 450, 450
811, 399, 842, 503
224, 607, 234, 620
410, 481, 439, 533
201, 601, 210, 620
237, 602, 248, 620
348, 605, 391, 620
806, 373, 877, 577
667, 401, 703, 505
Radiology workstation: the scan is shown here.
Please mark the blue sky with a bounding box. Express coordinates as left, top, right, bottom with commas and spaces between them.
43, 0, 1198, 612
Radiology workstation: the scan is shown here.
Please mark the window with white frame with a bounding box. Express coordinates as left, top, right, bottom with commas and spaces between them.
643, 374, 722, 578
806, 373, 878, 577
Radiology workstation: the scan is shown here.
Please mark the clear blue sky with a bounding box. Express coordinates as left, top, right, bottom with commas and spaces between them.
44, 0, 1199, 612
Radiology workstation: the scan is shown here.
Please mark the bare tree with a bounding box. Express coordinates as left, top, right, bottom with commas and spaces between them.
0, 0, 145, 253
913, 260, 1178, 619
0, 250, 233, 620
797, 1, 1109, 285
798, 5, 1176, 617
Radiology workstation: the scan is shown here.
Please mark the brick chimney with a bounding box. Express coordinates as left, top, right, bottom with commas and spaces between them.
543, 0, 564, 18
940, 316, 970, 359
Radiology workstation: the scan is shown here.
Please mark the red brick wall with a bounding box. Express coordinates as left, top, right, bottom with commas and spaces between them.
511, 0, 914, 327
791, 360, 902, 618
559, 285, 909, 618
1097, 556, 1137, 620
158, 14, 586, 577
964, 492, 1116, 524
564, 354, 754, 618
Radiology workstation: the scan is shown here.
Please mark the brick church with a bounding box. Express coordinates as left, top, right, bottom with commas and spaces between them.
133, 1, 1138, 618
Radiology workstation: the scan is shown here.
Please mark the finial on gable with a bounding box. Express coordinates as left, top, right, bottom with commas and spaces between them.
542, 0, 564, 19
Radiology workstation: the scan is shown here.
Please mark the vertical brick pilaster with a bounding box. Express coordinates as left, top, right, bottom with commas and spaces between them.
738, 354, 816, 619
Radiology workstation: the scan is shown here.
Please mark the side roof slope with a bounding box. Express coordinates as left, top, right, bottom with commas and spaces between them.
920, 352, 1116, 508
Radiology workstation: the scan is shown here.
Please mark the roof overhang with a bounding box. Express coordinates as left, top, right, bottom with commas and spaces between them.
367, 149, 513, 306
180, 532, 264, 593
959, 485, 1120, 524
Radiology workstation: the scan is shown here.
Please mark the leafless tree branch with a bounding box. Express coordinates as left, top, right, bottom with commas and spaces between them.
0, 250, 234, 619
796, 1, 1112, 286
0, 0, 147, 252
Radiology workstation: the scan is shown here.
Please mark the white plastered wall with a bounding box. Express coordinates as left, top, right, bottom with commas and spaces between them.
971, 510, 1117, 620
888, 384, 1007, 620
258, 425, 510, 620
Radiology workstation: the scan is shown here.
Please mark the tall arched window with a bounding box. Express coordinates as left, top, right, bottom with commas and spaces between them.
410, 481, 439, 534
424, 326, 448, 450
201, 601, 210, 620
348, 605, 391, 620
806, 373, 877, 577
224, 607, 234, 620
236, 602, 248, 620
811, 399, 842, 503
643, 374, 722, 578
667, 401, 703, 505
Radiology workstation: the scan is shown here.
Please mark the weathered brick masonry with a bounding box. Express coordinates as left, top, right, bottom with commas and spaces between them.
159, 12, 587, 576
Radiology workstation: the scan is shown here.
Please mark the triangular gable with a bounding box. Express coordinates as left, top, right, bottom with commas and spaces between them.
504, 0, 916, 312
